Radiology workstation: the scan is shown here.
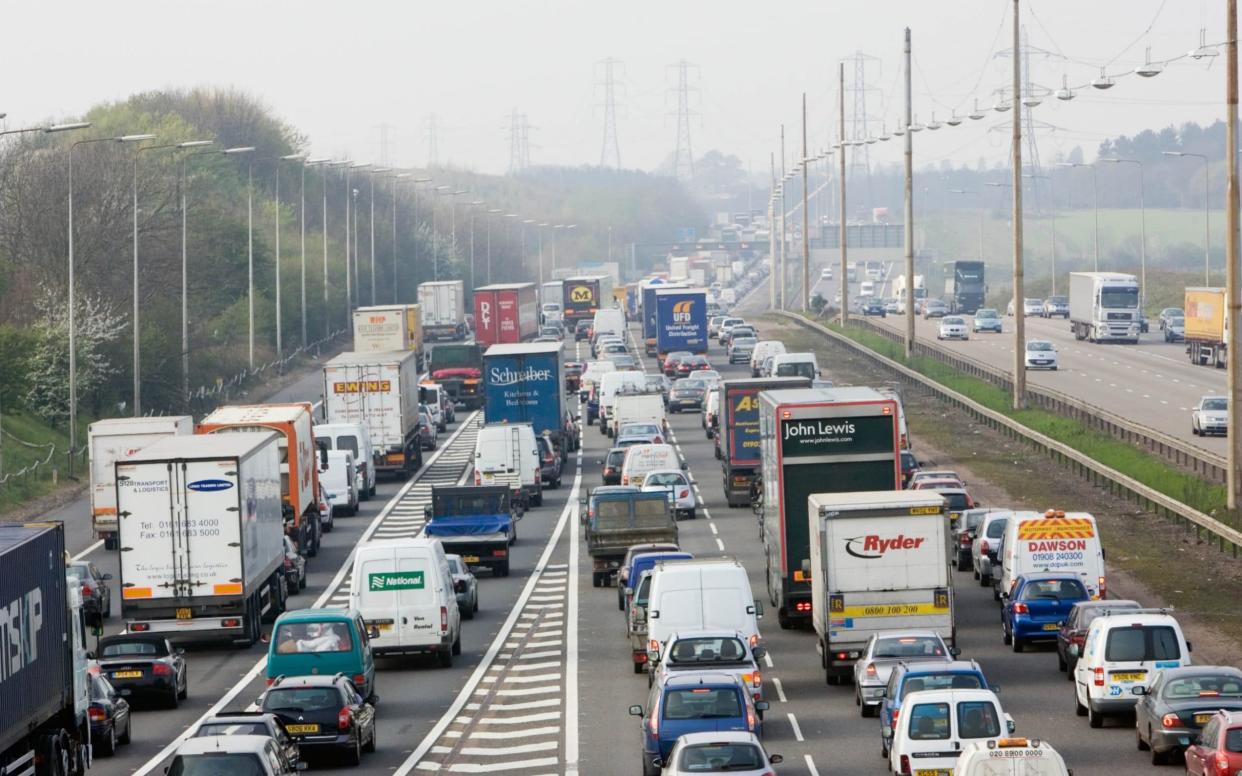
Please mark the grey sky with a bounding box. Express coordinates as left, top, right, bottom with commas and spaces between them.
3, 0, 1229, 176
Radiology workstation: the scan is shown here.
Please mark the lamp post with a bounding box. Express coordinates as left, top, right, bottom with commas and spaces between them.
486, 209, 503, 283
271, 153, 306, 365
1100, 158, 1147, 305
409, 177, 432, 286
69, 130, 151, 455
1022, 172, 1057, 295
0, 121, 90, 138
537, 222, 549, 288
1058, 161, 1099, 270
346, 163, 371, 314
522, 219, 536, 279
432, 185, 451, 280
1163, 151, 1211, 284
366, 167, 390, 306
503, 214, 519, 281
324, 161, 350, 336
469, 201, 485, 290
449, 189, 469, 267
387, 172, 412, 302
300, 158, 329, 345
234, 148, 258, 370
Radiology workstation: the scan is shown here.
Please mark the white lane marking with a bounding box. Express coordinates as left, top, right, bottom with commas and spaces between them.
787, 712, 805, 742
701, 508, 712, 520
1161, 400, 1169, 405
709, 522, 718, 535
805, 754, 821, 776
565, 445, 581, 776
772, 676, 788, 703
764, 651, 774, 668
72, 539, 104, 561
715, 538, 725, 552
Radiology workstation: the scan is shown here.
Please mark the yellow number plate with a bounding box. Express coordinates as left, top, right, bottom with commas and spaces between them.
375, 623, 392, 632
112, 671, 142, 679
1042, 623, 1061, 631
285, 724, 320, 734
1195, 713, 1214, 724
1111, 671, 1146, 682
915, 770, 951, 776
176, 608, 192, 620
463, 555, 480, 563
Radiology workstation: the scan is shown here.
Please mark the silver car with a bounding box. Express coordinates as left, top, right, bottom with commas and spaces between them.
728, 337, 757, 364
651, 631, 766, 704
853, 630, 957, 717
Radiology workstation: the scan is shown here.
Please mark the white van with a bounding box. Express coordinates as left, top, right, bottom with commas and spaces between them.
889, 689, 1015, 776
314, 422, 375, 499
592, 308, 626, 339
349, 537, 461, 666
613, 393, 666, 438
1071, 609, 1192, 727
598, 371, 649, 435
954, 738, 1070, 776
645, 558, 763, 667
876, 387, 910, 450
999, 510, 1106, 601
419, 383, 448, 432
320, 449, 359, 516
771, 352, 819, 380
578, 360, 617, 401
620, 443, 682, 487
474, 422, 542, 507
749, 341, 786, 377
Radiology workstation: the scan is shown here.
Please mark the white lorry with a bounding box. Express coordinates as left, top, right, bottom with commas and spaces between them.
352, 304, 423, 359
418, 280, 468, 341
1069, 271, 1142, 343
322, 350, 424, 479
808, 490, 955, 683
115, 432, 287, 644
88, 415, 193, 549
892, 274, 926, 309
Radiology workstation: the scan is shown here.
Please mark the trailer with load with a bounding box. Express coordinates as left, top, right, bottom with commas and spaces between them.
322, 349, 424, 479
352, 304, 423, 361
654, 287, 709, 358
473, 282, 539, 347
422, 485, 516, 577
562, 274, 615, 328
1184, 286, 1227, 367
482, 342, 571, 458
640, 278, 680, 355
1069, 271, 1142, 343
942, 260, 986, 315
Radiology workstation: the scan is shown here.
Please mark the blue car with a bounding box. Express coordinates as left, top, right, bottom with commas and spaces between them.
586, 392, 600, 425
1001, 573, 1089, 653
630, 672, 767, 776
618, 551, 693, 611
878, 660, 992, 759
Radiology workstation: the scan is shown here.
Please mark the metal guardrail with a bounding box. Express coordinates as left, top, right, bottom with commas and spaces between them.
776, 311, 1242, 557
850, 316, 1229, 485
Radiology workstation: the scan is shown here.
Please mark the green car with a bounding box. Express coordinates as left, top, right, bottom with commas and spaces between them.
267, 608, 377, 702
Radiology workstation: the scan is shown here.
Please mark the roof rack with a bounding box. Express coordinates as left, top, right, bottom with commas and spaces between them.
1098, 607, 1174, 617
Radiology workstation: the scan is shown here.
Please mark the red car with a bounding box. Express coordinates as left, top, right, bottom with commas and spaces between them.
1185, 709, 1242, 776
675, 354, 711, 376
662, 351, 692, 376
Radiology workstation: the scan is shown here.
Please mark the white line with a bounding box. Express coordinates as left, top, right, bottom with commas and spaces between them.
763, 651, 773, 668
715, 538, 725, 552
71, 539, 104, 561
787, 712, 805, 742
804, 754, 821, 776
772, 676, 788, 703
565, 449, 581, 776
709, 523, 718, 535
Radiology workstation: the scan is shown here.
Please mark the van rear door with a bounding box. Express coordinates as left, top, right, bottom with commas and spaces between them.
394, 545, 440, 649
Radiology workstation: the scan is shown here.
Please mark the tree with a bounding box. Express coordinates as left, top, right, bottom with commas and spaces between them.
24, 286, 126, 425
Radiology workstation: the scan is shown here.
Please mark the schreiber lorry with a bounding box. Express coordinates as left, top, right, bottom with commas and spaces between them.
759, 387, 901, 629
717, 377, 810, 507
423, 485, 516, 577
482, 342, 568, 458
0, 522, 92, 776
808, 490, 955, 684
116, 433, 287, 645
1069, 271, 1142, 344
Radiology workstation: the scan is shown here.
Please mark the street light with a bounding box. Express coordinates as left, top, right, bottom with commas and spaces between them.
485, 208, 503, 283
366, 167, 391, 306
0, 120, 91, 138
432, 185, 452, 281
521, 219, 535, 281
68, 130, 152, 459
345, 163, 372, 313
537, 222, 549, 287
270, 153, 306, 365
1100, 158, 1148, 305
223, 147, 259, 370
300, 158, 330, 345
468, 201, 485, 290
1058, 162, 1099, 270
1163, 150, 1211, 284
387, 172, 412, 302
1022, 173, 1058, 296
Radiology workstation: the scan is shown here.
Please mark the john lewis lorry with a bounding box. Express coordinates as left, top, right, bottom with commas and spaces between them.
322, 350, 424, 479
88, 415, 193, 550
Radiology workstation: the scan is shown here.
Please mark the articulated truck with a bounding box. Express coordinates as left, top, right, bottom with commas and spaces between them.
322, 350, 424, 478
1069, 271, 1142, 344
1184, 286, 1227, 367
88, 416, 193, 550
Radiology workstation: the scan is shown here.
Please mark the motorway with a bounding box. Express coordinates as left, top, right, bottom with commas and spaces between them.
78, 293, 1198, 776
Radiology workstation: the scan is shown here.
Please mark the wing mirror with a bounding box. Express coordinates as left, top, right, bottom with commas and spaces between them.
628, 705, 644, 717
369, 627, 381, 639
1131, 686, 1148, 696
102, 573, 113, 581
1066, 644, 1080, 659
1005, 715, 1016, 735
296, 762, 309, 771
754, 701, 770, 712
751, 645, 767, 660
769, 754, 784, 765
319, 445, 329, 470
949, 646, 960, 657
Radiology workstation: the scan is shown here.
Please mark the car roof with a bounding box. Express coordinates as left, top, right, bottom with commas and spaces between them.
668, 630, 746, 641
98, 632, 170, 647
202, 712, 279, 725
1090, 611, 1181, 629
902, 688, 999, 703
174, 735, 273, 756
1155, 665, 1242, 680
674, 730, 762, 747
275, 607, 357, 623
898, 660, 985, 677
662, 671, 745, 689
268, 674, 345, 688
1015, 572, 1087, 583
872, 629, 946, 640
1070, 599, 1138, 612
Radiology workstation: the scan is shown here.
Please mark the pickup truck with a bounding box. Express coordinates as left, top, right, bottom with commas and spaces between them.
423, 485, 516, 577
580, 487, 677, 587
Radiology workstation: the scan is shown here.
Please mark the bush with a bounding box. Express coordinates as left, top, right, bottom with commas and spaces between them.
0, 325, 35, 412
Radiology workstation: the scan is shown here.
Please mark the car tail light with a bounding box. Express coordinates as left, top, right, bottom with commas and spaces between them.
891, 708, 899, 728
795, 601, 811, 613
865, 663, 877, 678
1098, 576, 1107, 598
1093, 666, 1105, 687
284, 557, 294, 570
266, 678, 276, 686
742, 671, 761, 687
749, 634, 759, 648
1161, 713, 1182, 729
899, 754, 911, 774
980, 539, 990, 554
649, 639, 660, 652
959, 533, 972, 546
654, 436, 663, 444
440, 606, 448, 633
153, 663, 172, 677
474, 471, 481, 485
746, 704, 757, 729
222, 618, 241, 628
1011, 603, 1029, 614
88, 706, 106, 722
338, 707, 353, 731
130, 622, 150, 632
678, 489, 689, 499
81, 585, 93, 597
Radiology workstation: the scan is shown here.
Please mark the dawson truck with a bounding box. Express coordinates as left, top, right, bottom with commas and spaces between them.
196, 402, 323, 557
352, 304, 423, 359
654, 287, 709, 358
322, 350, 424, 478
717, 377, 810, 507
418, 280, 468, 341
942, 260, 986, 314
1069, 271, 1142, 344
0, 523, 92, 776
116, 433, 286, 645
1185, 286, 1227, 367
473, 283, 539, 347
562, 274, 615, 329
88, 415, 193, 550
759, 387, 901, 629
428, 342, 484, 409
808, 490, 955, 684
482, 342, 569, 458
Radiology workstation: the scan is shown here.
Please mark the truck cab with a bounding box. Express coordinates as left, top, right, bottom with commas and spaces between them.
427, 343, 484, 409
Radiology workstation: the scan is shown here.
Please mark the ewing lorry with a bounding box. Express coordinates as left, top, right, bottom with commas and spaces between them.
654, 287, 709, 358
759, 387, 901, 629
581, 488, 677, 587
88, 415, 193, 550
1069, 271, 1142, 344
640, 278, 680, 355
808, 490, 955, 684
0, 522, 92, 776
427, 342, 484, 409
423, 485, 516, 577
562, 274, 615, 329
196, 402, 323, 557
352, 304, 423, 360
482, 342, 569, 458
116, 433, 287, 645
322, 350, 424, 479
1184, 286, 1227, 367
473, 283, 539, 347
717, 377, 810, 507
942, 260, 986, 315
418, 280, 468, 341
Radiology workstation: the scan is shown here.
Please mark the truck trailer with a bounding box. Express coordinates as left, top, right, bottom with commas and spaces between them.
640, 278, 681, 355
654, 287, 709, 358
1069, 271, 1141, 344
1185, 286, 1227, 367
88, 415, 193, 550
759, 387, 902, 629
473, 282, 539, 347
352, 304, 423, 359
942, 260, 986, 315
322, 350, 424, 479
717, 377, 810, 507
562, 274, 615, 328
482, 342, 569, 458
418, 280, 468, 341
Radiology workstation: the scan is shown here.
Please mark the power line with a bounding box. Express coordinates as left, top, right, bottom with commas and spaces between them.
597, 57, 624, 168
668, 59, 699, 180
843, 51, 882, 211
424, 113, 439, 168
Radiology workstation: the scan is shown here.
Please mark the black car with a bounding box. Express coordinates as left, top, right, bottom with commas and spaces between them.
537, 436, 563, 489
93, 633, 188, 708
667, 379, 706, 413
575, 320, 592, 341
260, 674, 377, 766
861, 299, 887, 317
66, 561, 112, 625
601, 447, 627, 486
88, 673, 131, 757
194, 711, 302, 768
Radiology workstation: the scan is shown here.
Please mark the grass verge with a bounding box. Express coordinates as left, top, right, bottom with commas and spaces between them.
0, 411, 80, 513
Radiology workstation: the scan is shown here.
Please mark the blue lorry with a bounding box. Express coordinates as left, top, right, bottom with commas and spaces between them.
654, 287, 709, 358
482, 342, 572, 458
423, 485, 516, 576
640, 279, 679, 356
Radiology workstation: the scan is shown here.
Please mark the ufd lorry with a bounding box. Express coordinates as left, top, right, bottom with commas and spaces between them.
717, 377, 810, 507
116, 433, 286, 644
482, 342, 569, 458
759, 387, 901, 629
654, 287, 709, 358
0, 522, 92, 776
1069, 271, 1142, 344
640, 278, 679, 355
1184, 286, 1227, 368
322, 349, 424, 478
88, 415, 193, 550
808, 490, 955, 684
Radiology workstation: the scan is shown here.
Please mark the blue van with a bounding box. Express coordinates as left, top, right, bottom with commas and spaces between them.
267, 608, 377, 702
878, 660, 992, 759
619, 551, 693, 611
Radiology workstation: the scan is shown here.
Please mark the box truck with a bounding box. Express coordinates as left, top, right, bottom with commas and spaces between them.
427, 342, 484, 409
808, 490, 955, 683
1069, 271, 1142, 343
942, 260, 986, 315
482, 342, 568, 457
418, 280, 468, 341
759, 387, 901, 629
669, 256, 689, 280
1185, 286, 1227, 367
562, 274, 615, 328
473, 282, 539, 347
116, 433, 287, 644
352, 304, 423, 359
717, 377, 810, 507
640, 279, 681, 356
88, 415, 193, 550
654, 287, 709, 358
322, 350, 424, 479
196, 402, 323, 556
0, 522, 92, 776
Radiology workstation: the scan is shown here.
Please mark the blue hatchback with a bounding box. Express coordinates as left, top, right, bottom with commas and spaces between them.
618, 551, 693, 611
1002, 573, 1089, 653
878, 660, 992, 758
630, 672, 767, 776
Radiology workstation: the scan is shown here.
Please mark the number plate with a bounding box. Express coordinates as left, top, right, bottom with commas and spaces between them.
112, 671, 142, 679
463, 555, 480, 563
915, 770, 951, 776
375, 623, 392, 632
1111, 671, 1146, 682
176, 608, 192, 620
1043, 623, 1061, 631
1195, 713, 1214, 724
285, 724, 320, 734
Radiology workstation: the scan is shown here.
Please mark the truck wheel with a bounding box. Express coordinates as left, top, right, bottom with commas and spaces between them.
498, 562, 510, 578
452, 631, 462, 655
104, 535, 118, 551
533, 488, 543, 507
633, 661, 645, 675
592, 572, 602, 588
777, 608, 793, 630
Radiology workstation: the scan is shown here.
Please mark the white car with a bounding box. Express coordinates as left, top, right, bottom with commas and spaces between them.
937, 316, 969, 341
889, 688, 1014, 776
168, 735, 300, 776
659, 731, 782, 776
641, 468, 697, 520
717, 317, 745, 342
1192, 395, 1228, 436
1024, 340, 1058, 370
820, 267, 833, 280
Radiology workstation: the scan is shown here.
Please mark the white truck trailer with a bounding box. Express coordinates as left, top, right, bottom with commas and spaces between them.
418, 280, 468, 341
323, 350, 424, 478
88, 415, 194, 549
1069, 271, 1142, 344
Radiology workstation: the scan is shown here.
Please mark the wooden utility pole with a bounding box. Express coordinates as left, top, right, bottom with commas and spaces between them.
1227, 0, 1241, 508
838, 63, 849, 326
1011, 0, 1027, 410
903, 28, 915, 356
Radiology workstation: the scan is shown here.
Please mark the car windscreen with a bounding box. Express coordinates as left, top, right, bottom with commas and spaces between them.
440, 493, 507, 515
1019, 578, 1087, 601
620, 424, 660, 436
90, 674, 116, 700
667, 637, 748, 664
335, 435, 359, 457
873, 636, 947, 659
606, 450, 627, 466
1204, 399, 1227, 411
645, 473, 684, 488
195, 722, 270, 737
985, 518, 1007, 538
101, 640, 164, 657
775, 362, 815, 379
273, 622, 354, 654
676, 742, 765, 771
1105, 625, 1181, 662
167, 754, 267, 776
662, 687, 742, 720
900, 673, 982, 696
943, 493, 970, 510
66, 565, 89, 580
264, 686, 341, 713
1163, 674, 1242, 699
957, 700, 1001, 738
1028, 342, 1054, 351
